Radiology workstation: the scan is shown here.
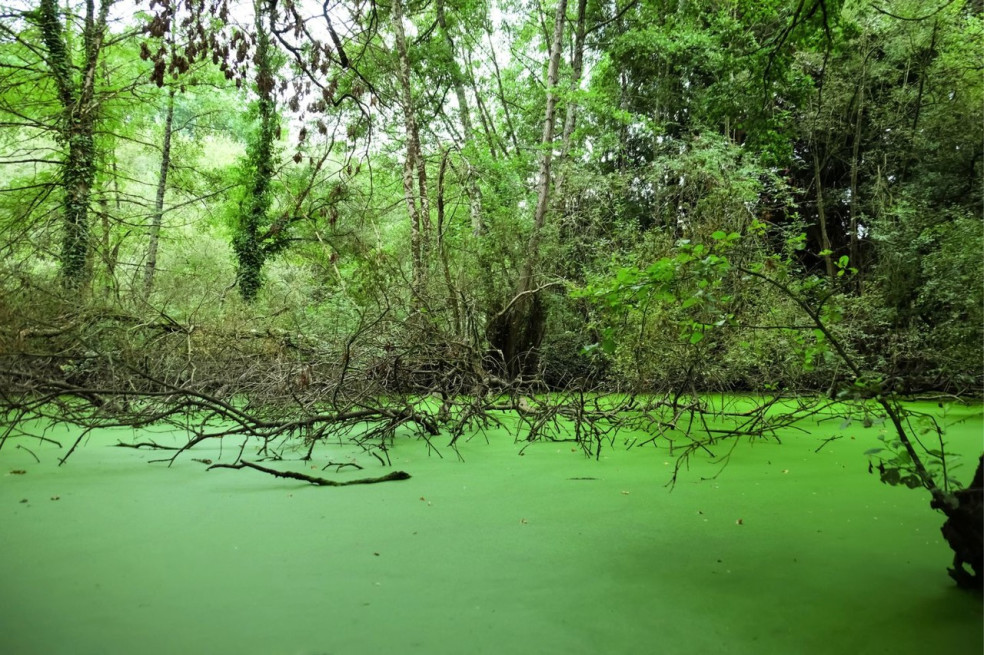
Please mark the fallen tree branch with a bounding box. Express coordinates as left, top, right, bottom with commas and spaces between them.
114, 441, 182, 450
207, 459, 411, 486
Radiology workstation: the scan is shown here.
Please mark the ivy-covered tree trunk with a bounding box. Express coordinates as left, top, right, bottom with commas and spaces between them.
35, 0, 111, 289
233, 0, 278, 302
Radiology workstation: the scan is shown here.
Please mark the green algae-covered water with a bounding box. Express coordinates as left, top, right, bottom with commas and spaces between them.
1, 402, 981, 655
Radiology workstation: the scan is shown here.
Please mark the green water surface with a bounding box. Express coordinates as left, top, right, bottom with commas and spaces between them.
1, 403, 981, 654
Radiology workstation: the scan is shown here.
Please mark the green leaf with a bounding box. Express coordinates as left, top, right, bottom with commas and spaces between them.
601, 329, 616, 355
901, 475, 922, 489
689, 331, 705, 345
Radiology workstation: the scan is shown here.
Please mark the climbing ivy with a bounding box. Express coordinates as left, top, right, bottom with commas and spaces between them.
232, 0, 282, 302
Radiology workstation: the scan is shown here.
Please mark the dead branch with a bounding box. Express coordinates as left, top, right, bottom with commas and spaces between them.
114, 441, 182, 450
207, 460, 411, 486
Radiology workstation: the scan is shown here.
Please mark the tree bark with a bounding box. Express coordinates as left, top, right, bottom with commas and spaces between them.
392, 0, 430, 292
484, 23, 521, 157
436, 0, 484, 235
234, 0, 278, 302
36, 0, 112, 289
437, 149, 463, 333
935, 454, 983, 591
491, 0, 568, 378
848, 99, 862, 286
143, 88, 175, 298
524, 0, 568, 279
552, 0, 587, 202
464, 45, 505, 160
812, 148, 835, 280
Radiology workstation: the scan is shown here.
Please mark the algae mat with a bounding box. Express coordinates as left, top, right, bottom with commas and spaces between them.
1, 405, 981, 655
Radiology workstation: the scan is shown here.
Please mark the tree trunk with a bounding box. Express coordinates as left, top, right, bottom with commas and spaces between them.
143, 88, 175, 298
807, 51, 836, 281
484, 23, 521, 157
848, 54, 866, 292
37, 0, 111, 290
437, 149, 462, 334
392, 0, 429, 293
526, 0, 567, 259
491, 0, 568, 379
234, 0, 278, 302
436, 0, 483, 235
552, 0, 587, 203
812, 148, 835, 280
935, 455, 983, 591
465, 45, 506, 160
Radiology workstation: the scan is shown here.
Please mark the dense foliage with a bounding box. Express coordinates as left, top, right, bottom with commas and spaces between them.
1, 0, 977, 390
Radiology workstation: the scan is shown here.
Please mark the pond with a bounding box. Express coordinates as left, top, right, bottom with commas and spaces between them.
1, 402, 981, 654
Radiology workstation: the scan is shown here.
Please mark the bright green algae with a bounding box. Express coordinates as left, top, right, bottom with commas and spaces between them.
1, 404, 981, 655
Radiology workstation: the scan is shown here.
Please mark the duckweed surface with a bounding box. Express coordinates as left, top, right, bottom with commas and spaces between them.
1, 402, 981, 654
